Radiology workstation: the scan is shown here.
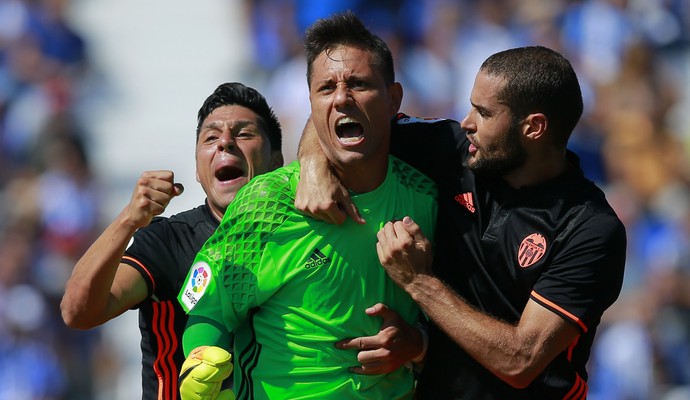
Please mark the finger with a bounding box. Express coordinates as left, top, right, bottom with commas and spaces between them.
341, 198, 365, 224
326, 204, 347, 225
391, 219, 425, 252
391, 220, 415, 242
349, 360, 387, 375
143, 184, 177, 206
376, 221, 396, 245
379, 221, 405, 256
142, 170, 176, 185
301, 200, 346, 225
131, 179, 176, 216
303, 210, 338, 225
173, 183, 185, 196
400, 217, 432, 253
364, 303, 392, 318
401, 216, 425, 241
137, 175, 176, 197
376, 240, 390, 266
335, 335, 379, 350
306, 206, 345, 225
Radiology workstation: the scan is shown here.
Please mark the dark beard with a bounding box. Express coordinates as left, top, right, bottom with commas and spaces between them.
464, 122, 527, 178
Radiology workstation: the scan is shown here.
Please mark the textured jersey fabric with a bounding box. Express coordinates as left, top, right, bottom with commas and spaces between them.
122, 203, 219, 400
179, 157, 437, 400
389, 113, 627, 399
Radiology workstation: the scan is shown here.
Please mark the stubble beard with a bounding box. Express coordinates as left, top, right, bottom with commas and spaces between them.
464, 121, 527, 178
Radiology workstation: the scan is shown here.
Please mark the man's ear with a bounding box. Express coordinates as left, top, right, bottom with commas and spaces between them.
389, 82, 403, 116
271, 151, 284, 170
524, 113, 547, 141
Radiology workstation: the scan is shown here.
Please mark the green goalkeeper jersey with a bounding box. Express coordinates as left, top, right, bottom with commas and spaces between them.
179, 157, 437, 400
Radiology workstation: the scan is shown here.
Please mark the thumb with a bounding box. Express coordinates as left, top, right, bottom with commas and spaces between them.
173, 183, 185, 196
365, 303, 395, 320
402, 216, 426, 241
402, 216, 429, 248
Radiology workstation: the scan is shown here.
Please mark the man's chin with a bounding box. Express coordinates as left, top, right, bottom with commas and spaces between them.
214, 193, 237, 210
213, 181, 245, 202
466, 157, 500, 178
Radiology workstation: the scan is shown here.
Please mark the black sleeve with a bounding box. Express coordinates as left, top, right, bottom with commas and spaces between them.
390, 114, 468, 183
123, 217, 179, 302
531, 213, 627, 333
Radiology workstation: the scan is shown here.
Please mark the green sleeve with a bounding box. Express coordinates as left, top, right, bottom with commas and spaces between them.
182, 315, 233, 356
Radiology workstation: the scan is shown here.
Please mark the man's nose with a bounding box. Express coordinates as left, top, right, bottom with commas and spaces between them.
460, 113, 474, 132
218, 131, 235, 151
333, 85, 353, 109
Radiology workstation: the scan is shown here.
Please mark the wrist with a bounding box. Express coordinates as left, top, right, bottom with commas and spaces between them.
117, 208, 145, 234
411, 324, 428, 364
407, 273, 440, 302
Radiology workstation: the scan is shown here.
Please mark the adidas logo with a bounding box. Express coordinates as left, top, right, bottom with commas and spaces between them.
304, 249, 331, 269
454, 192, 475, 213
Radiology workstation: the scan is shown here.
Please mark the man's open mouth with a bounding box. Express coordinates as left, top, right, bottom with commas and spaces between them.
215, 165, 243, 182
336, 116, 364, 143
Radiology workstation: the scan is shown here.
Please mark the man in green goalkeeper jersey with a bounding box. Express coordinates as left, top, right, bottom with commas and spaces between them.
178, 11, 437, 400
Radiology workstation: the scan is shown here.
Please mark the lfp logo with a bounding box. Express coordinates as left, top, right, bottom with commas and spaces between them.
192, 265, 209, 293
180, 261, 212, 312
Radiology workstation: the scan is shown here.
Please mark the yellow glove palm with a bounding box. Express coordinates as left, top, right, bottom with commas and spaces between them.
179, 346, 234, 400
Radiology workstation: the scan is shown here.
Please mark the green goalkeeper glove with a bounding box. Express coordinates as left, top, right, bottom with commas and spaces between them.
179, 346, 235, 400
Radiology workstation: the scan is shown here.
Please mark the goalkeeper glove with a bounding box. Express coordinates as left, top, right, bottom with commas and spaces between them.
179, 346, 235, 400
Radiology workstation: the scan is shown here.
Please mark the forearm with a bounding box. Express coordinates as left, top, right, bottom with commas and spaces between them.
406, 275, 546, 388
183, 316, 232, 356
61, 209, 140, 328
297, 116, 326, 163
297, 117, 331, 188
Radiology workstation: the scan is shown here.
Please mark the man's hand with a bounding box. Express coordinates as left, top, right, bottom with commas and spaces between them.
376, 217, 434, 289
336, 303, 425, 374
295, 116, 364, 224
295, 160, 364, 225
179, 346, 234, 400
124, 170, 184, 229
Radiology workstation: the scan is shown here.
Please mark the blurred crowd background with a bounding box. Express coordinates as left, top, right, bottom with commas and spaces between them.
1, 0, 689, 399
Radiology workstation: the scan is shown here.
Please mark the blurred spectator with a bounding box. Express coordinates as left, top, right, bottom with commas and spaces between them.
561, 0, 639, 85
399, 1, 460, 117
0, 285, 67, 399
0, 1, 100, 399
450, 0, 527, 119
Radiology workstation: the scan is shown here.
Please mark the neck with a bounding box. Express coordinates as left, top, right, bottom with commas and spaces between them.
206, 200, 225, 222
333, 156, 389, 194
504, 148, 567, 188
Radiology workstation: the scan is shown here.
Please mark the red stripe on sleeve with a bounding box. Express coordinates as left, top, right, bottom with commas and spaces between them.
122, 255, 157, 293
531, 291, 588, 333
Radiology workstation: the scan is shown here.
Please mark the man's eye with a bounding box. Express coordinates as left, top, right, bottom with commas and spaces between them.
473, 108, 488, 118
237, 131, 258, 139
203, 133, 218, 142
318, 83, 335, 93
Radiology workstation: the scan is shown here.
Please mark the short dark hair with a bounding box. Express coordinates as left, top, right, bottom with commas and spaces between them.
196, 82, 282, 152
304, 10, 395, 88
480, 46, 583, 147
